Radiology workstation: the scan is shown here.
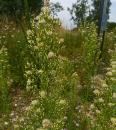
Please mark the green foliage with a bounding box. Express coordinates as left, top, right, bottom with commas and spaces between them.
0, 23, 27, 87
59, 25, 115, 130
0, 0, 43, 20
0, 46, 9, 113
107, 22, 116, 31
63, 24, 99, 85
50, 2, 64, 17
68, 0, 89, 26
7, 31, 27, 86
0, 4, 116, 130
68, 0, 111, 26
15, 94, 69, 130
9, 7, 79, 130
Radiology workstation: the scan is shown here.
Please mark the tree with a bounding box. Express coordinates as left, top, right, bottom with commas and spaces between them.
0, 0, 43, 19
68, 0, 88, 27
50, 2, 64, 17
107, 22, 116, 31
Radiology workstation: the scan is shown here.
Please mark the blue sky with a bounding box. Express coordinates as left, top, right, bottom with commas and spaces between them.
50, 0, 116, 29
110, 0, 116, 22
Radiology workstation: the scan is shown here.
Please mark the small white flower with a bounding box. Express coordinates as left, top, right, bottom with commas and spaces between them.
75, 123, 79, 127
17, 41, 21, 43
35, 15, 39, 21
36, 108, 41, 113
59, 38, 64, 43
38, 42, 44, 47
106, 68, 111, 71
42, 119, 51, 128
39, 91, 46, 98
47, 51, 55, 59
108, 103, 114, 107
93, 89, 100, 95
31, 100, 38, 106
25, 106, 32, 111
59, 99, 67, 105
108, 49, 113, 54
11, 35, 14, 38
27, 79, 32, 85
111, 117, 116, 125
27, 30, 32, 36
98, 98, 104, 103
28, 40, 34, 44
26, 62, 30, 67
10, 112, 14, 117
38, 69, 44, 74
12, 118, 17, 122
19, 117, 24, 122
2, 36, 6, 38
4, 122, 8, 125
102, 83, 108, 88
96, 110, 101, 114
36, 38, 40, 42
64, 116, 68, 121
26, 70, 32, 75
72, 72, 78, 77
39, 19, 46, 24
106, 71, 112, 76
14, 104, 18, 107
34, 45, 38, 50
47, 31, 52, 35
111, 78, 116, 81
113, 93, 116, 98
14, 124, 19, 129
90, 104, 95, 109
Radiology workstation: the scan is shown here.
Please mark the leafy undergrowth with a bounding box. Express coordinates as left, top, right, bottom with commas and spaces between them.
0, 87, 35, 129
0, 7, 116, 130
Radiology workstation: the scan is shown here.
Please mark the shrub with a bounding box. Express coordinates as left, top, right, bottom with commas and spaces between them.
12, 7, 79, 130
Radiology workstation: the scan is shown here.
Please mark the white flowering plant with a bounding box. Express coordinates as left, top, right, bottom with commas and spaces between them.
78, 46, 116, 130
25, 7, 65, 92
12, 7, 79, 130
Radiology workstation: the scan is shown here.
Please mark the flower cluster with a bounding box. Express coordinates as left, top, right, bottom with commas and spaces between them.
84, 46, 116, 130
106, 46, 116, 129
13, 90, 69, 130
73, 44, 116, 130
24, 7, 64, 92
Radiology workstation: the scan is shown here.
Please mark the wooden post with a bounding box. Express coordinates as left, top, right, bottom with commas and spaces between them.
98, 0, 110, 59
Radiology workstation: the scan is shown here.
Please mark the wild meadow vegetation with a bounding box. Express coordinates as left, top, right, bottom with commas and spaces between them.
0, 1, 116, 130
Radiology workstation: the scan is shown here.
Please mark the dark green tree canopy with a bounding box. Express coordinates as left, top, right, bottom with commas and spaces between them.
0, 0, 43, 18
50, 2, 64, 17
68, 0, 88, 27
68, 0, 111, 27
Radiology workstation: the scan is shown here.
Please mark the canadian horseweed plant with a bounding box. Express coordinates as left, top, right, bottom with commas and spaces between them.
106, 45, 116, 129
76, 45, 116, 130
12, 7, 79, 130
